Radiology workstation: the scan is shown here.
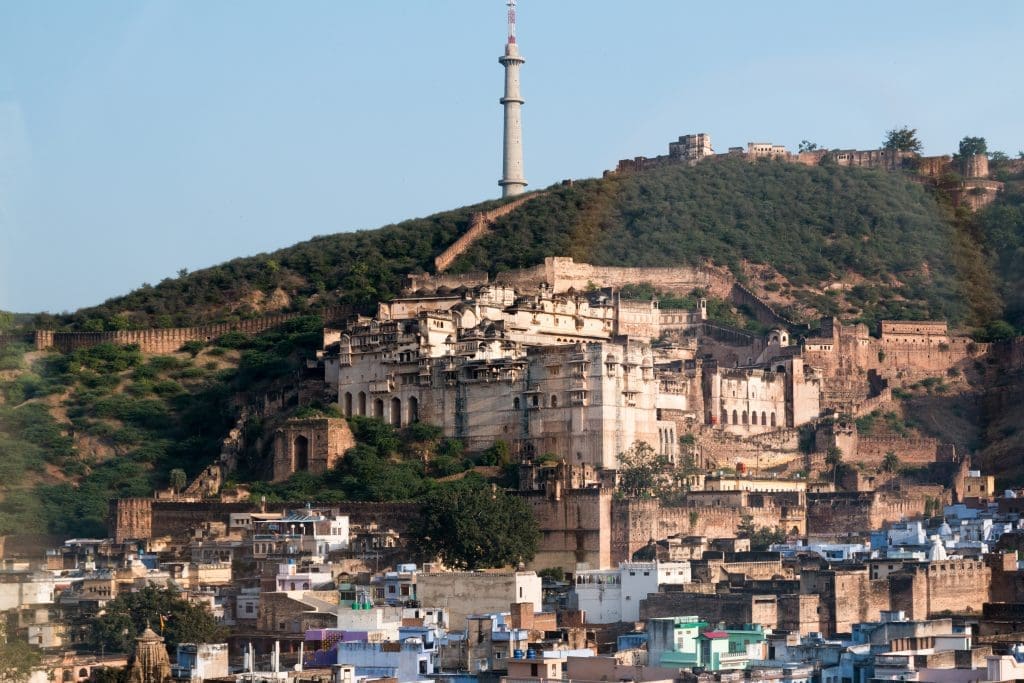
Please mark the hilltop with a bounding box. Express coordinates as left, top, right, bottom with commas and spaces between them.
30, 157, 1018, 335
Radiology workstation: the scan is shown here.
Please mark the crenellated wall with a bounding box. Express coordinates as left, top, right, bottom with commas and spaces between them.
8, 306, 352, 355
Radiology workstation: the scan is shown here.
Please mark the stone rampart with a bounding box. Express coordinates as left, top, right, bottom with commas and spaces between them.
889, 560, 991, 619
434, 194, 540, 273
520, 488, 612, 571
730, 282, 806, 330
0, 333, 34, 349
806, 492, 933, 539
496, 257, 733, 298
853, 435, 941, 468
21, 306, 351, 355
405, 271, 491, 293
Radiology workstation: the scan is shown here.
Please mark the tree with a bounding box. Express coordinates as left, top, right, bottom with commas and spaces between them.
881, 451, 900, 473
883, 127, 922, 153
825, 446, 844, 485
750, 526, 787, 551
798, 140, 818, 153
617, 441, 671, 498
414, 476, 540, 570
169, 468, 187, 493
0, 623, 41, 683
88, 584, 226, 654
958, 136, 988, 159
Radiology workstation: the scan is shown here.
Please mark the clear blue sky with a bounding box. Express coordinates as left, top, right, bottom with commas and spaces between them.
2, 1, 1021, 314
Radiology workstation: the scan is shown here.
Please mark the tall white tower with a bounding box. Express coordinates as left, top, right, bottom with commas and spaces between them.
498, 0, 527, 197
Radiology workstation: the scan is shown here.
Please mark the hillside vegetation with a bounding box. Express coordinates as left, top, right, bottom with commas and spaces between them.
32, 158, 1021, 334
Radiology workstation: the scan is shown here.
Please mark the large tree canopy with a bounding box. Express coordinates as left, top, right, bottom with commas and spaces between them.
414, 475, 540, 570
88, 585, 226, 654
883, 126, 923, 153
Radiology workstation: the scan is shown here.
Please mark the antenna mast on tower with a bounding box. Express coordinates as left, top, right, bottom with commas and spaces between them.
507, 0, 517, 44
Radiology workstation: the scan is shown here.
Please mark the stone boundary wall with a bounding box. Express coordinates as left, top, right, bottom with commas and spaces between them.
610, 498, 797, 563
697, 428, 802, 471
806, 491, 940, 538
730, 282, 806, 330
405, 271, 491, 293
988, 337, 1024, 372
875, 338, 984, 378
496, 257, 734, 298
434, 194, 540, 273
855, 435, 940, 468
0, 333, 34, 349
853, 388, 892, 417
5, 306, 352, 355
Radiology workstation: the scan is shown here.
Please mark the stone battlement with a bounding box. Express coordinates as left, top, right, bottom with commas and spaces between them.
4, 306, 351, 355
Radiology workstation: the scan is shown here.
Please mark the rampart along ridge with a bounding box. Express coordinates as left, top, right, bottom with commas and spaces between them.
7, 306, 352, 355
433, 194, 541, 273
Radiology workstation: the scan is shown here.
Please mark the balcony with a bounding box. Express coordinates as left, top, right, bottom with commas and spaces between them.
369, 379, 394, 394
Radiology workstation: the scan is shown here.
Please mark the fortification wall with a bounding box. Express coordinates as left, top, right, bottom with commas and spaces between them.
20, 306, 352, 355
697, 429, 801, 471
494, 257, 733, 299
520, 488, 612, 571
806, 492, 933, 539
434, 195, 539, 273
405, 271, 490, 293
873, 338, 982, 379
610, 498, 794, 564
0, 333, 34, 349
730, 283, 805, 330
853, 435, 940, 468
890, 561, 991, 619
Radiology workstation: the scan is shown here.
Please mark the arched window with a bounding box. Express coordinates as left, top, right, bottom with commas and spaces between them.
373, 398, 384, 419
344, 392, 353, 417
721, 409, 728, 425
514, 397, 521, 410
390, 397, 402, 427
63, 672, 73, 683
770, 412, 777, 427
79, 670, 89, 679
742, 411, 748, 425
732, 410, 738, 425
408, 396, 419, 423
294, 435, 309, 471
761, 411, 767, 426
551, 394, 558, 408
358, 391, 367, 416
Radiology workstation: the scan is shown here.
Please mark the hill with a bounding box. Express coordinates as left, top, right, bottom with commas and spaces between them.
4, 157, 1024, 536
34, 157, 1015, 334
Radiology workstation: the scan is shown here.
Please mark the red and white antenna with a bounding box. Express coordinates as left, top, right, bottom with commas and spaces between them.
506, 0, 517, 44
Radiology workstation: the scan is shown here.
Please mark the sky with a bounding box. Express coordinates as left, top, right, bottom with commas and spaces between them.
1, 1, 1022, 314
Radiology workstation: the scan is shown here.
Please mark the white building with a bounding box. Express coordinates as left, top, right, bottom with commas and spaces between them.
573, 561, 691, 623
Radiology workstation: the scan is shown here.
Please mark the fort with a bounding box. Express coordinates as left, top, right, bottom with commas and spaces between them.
610, 132, 1004, 211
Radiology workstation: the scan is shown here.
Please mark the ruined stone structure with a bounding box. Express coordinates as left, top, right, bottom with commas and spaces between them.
272, 417, 355, 482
